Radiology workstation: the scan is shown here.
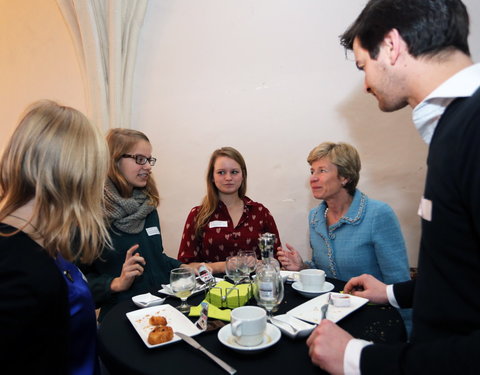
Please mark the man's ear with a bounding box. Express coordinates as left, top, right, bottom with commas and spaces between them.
383, 28, 406, 65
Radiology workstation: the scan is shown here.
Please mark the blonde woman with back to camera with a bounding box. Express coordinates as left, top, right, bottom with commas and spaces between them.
0, 100, 110, 374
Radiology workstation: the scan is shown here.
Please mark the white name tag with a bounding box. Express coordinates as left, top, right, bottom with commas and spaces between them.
417, 197, 432, 222
209, 220, 228, 228
146, 226, 160, 236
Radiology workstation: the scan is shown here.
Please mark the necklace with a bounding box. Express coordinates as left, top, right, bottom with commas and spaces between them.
324, 207, 329, 218
7, 214, 38, 231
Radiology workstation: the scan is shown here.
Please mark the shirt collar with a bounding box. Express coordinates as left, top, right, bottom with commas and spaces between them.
342, 190, 366, 225
412, 63, 480, 144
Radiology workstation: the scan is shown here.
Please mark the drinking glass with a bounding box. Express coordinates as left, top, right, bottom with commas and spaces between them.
225, 256, 244, 285
238, 250, 258, 277
170, 268, 196, 314
253, 269, 284, 317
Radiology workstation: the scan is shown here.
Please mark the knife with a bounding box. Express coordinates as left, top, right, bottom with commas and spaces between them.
175, 332, 237, 375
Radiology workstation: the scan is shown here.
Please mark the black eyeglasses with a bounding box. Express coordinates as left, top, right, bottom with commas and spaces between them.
121, 154, 157, 166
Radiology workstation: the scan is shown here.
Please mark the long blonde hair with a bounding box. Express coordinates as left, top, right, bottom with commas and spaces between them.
105, 128, 159, 206
194, 147, 247, 238
0, 100, 111, 263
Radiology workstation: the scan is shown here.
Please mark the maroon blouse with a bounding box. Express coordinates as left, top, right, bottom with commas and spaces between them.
177, 197, 281, 263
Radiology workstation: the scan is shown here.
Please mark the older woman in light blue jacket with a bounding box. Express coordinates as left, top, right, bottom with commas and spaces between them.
278, 142, 411, 329
306, 188, 408, 284
278, 141, 410, 282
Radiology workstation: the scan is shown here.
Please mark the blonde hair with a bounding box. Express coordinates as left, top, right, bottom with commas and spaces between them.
307, 142, 361, 195
195, 147, 247, 238
0, 100, 111, 263
105, 128, 159, 206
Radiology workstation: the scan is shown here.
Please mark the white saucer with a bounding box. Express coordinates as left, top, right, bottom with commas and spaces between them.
217, 323, 281, 353
131, 293, 166, 308
292, 281, 334, 298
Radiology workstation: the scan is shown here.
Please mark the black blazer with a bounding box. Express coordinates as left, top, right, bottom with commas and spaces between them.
361, 87, 480, 374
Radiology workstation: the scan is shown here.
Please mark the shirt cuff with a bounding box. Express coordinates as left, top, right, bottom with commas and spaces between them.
386, 284, 400, 308
344, 338, 372, 375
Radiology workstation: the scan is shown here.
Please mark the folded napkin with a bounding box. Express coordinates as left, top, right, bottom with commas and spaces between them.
206, 280, 252, 309
189, 301, 231, 321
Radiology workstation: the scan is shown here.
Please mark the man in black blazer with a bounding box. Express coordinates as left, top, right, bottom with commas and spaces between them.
307, 1, 480, 374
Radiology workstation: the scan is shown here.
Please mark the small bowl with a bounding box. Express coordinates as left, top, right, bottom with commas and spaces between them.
269, 314, 315, 339
280, 271, 300, 283
131, 293, 166, 308
331, 293, 351, 307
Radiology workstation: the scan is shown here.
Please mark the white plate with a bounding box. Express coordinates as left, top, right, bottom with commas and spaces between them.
158, 277, 222, 297
131, 293, 166, 308
280, 270, 299, 283
287, 292, 368, 325
126, 304, 202, 348
270, 314, 315, 339
217, 323, 281, 353
291, 281, 334, 298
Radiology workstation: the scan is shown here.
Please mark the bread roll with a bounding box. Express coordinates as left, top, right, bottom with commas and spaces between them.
147, 325, 174, 345
149, 315, 167, 326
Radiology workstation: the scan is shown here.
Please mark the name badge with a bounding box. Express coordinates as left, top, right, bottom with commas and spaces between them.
209, 220, 228, 228
146, 226, 160, 236
417, 197, 432, 222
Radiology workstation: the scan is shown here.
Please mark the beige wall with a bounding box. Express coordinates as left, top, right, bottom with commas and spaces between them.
2, 0, 480, 268
0, 0, 85, 150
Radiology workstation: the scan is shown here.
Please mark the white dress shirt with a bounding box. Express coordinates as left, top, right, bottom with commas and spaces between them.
412, 63, 480, 144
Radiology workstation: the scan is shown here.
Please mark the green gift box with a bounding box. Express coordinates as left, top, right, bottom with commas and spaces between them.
189, 301, 232, 321
206, 280, 252, 309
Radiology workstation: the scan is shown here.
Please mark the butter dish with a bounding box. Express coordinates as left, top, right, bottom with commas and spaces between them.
269, 314, 315, 339
132, 293, 166, 308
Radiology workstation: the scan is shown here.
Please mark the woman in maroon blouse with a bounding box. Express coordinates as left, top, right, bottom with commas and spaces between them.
177, 147, 281, 273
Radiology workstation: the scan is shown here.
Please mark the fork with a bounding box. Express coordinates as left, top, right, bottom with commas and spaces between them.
320, 293, 332, 321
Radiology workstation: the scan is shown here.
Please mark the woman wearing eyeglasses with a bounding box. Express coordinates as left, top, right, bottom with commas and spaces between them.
81, 128, 201, 321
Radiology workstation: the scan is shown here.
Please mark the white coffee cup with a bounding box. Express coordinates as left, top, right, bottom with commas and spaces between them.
230, 306, 266, 347
299, 269, 325, 292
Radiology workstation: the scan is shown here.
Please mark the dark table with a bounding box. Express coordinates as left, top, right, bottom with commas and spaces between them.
98, 278, 406, 375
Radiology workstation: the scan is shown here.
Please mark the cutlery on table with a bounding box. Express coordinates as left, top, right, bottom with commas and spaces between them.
320, 293, 332, 321
175, 331, 236, 375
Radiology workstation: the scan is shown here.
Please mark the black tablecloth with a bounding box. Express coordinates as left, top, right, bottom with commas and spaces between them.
98, 278, 406, 375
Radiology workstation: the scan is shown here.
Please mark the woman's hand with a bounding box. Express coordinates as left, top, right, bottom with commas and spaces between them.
344, 274, 388, 304
277, 243, 305, 271
110, 244, 145, 292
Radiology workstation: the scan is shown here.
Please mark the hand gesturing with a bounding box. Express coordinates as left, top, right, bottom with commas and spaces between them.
110, 244, 146, 292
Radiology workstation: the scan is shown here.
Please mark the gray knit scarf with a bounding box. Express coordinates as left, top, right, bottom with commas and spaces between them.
104, 179, 155, 234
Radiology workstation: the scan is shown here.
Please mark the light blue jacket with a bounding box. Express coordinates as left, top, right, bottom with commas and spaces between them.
306, 189, 410, 284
